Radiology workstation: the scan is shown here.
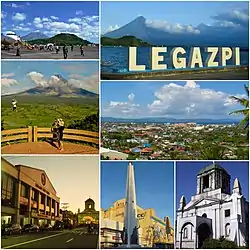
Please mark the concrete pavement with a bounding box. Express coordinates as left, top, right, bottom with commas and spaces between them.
2, 228, 99, 249
1, 46, 99, 59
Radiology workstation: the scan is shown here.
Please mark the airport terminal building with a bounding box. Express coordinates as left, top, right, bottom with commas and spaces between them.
1, 158, 60, 226
101, 199, 174, 248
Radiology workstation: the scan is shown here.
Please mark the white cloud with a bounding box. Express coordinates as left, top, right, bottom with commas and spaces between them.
128, 93, 135, 101
68, 17, 82, 23
102, 24, 119, 34
2, 73, 15, 78
1, 78, 18, 87
11, 3, 18, 8
2, 11, 7, 19
76, 10, 83, 15
12, 12, 26, 21
103, 93, 140, 117
68, 73, 99, 94
145, 19, 200, 34
42, 17, 50, 22
33, 17, 43, 28
27, 72, 47, 87
50, 16, 59, 20
13, 26, 30, 32
147, 81, 242, 118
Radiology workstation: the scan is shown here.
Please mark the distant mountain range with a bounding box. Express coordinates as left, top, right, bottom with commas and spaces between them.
3, 74, 98, 98
102, 117, 240, 124
21, 31, 48, 41
104, 16, 248, 47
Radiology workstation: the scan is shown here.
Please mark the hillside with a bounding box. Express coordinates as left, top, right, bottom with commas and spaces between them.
28, 33, 93, 46
101, 35, 151, 47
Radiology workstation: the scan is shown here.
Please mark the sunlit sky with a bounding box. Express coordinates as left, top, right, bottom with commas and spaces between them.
4, 156, 99, 213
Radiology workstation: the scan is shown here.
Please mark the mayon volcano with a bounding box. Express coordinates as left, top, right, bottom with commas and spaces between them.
103, 16, 248, 47
4, 74, 98, 98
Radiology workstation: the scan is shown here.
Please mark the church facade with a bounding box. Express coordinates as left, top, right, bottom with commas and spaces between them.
77, 198, 99, 225
175, 163, 249, 249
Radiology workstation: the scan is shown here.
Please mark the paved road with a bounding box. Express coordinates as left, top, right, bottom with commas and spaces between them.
2, 228, 99, 249
1, 47, 99, 59
1, 141, 99, 154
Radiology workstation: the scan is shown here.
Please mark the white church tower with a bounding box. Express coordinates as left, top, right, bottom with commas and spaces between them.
175, 163, 249, 249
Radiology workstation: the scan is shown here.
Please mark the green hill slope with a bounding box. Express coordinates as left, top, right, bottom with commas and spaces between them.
101, 36, 151, 46
29, 33, 93, 46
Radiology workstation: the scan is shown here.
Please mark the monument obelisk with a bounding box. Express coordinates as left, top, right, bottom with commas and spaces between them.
122, 161, 140, 248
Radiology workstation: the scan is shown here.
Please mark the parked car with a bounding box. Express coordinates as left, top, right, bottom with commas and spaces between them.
22, 224, 40, 233
4, 224, 22, 235
41, 224, 53, 231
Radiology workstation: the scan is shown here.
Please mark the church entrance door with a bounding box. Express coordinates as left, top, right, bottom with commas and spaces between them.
197, 223, 211, 248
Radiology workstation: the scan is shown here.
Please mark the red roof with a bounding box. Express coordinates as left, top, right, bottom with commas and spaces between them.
141, 148, 153, 153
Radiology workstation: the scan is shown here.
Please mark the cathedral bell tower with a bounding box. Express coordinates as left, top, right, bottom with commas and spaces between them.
196, 163, 230, 195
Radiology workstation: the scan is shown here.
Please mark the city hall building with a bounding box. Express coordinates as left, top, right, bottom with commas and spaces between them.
176, 163, 249, 249
1, 158, 60, 226
101, 198, 174, 248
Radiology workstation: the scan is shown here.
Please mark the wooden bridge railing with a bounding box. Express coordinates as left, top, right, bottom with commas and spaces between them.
1, 127, 99, 145
34, 127, 99, 145
1, 127, 33, 143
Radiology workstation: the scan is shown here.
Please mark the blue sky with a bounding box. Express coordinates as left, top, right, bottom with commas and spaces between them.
101, 1, 248, 44
101, 80, 248, 119
101, 161, 174, 226
2, 61, 99, 95
176, 161, 249, 208
1, 1, 99, 43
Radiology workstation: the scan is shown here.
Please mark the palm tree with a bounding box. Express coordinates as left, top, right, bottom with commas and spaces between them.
199, 144, 227, 160
229, 84, 249, 129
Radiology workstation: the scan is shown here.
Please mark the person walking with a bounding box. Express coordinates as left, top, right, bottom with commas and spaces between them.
71, 45, 74, 52
16, 44, 21, 57
80, 45, 84, 56
12, 99, 17, 112
55, 45, 59, 54
2, 220, 7, 239
57, 118, 65, 150
63, 45, 68, 59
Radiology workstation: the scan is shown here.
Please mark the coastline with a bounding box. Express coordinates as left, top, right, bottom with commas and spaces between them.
101, 65, 249, 80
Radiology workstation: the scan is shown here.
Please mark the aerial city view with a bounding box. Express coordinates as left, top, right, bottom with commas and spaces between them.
101, 161, 174, 248
101, 1, 249, 80
1, 61, 99, 154
1, 156, 99, 249
101, 81, 249, 160
1, 1, 99, 59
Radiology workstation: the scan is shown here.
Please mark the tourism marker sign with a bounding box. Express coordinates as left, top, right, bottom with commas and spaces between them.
128, 47, 241, 71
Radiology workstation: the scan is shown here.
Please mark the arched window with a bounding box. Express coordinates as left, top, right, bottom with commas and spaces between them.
202, 213, 207, 218
183, 228, 188, 238
225, 223, 230, 237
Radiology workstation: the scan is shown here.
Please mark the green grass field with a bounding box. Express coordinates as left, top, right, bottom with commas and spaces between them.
2, 95, 99, 130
